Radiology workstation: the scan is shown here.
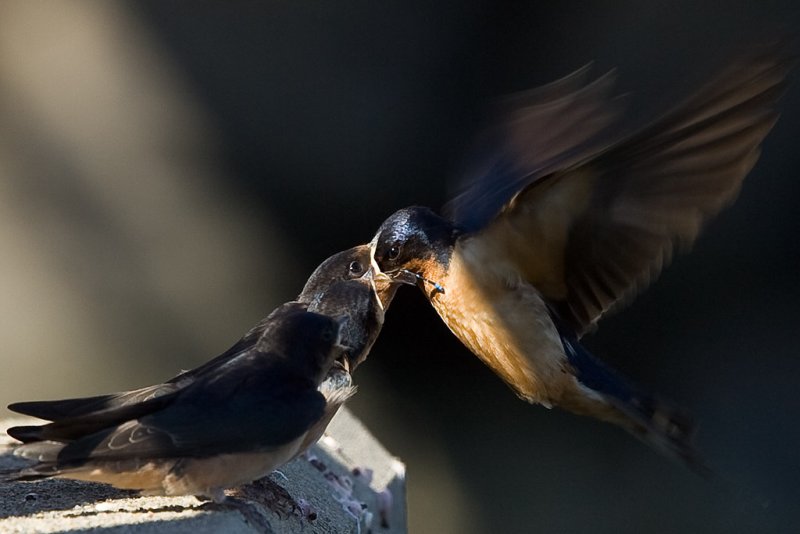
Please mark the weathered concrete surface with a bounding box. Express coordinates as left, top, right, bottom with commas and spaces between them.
0, 408, 406, 533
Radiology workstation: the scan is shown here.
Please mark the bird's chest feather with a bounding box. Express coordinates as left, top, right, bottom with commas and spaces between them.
428, 241, 569, 404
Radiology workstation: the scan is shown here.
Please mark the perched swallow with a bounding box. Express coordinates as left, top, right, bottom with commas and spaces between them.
9, 245, 392, 424
369, 47, 791, 467
293, 246, 394, 455
6, 245, 391, 491
2, 309, 345, 501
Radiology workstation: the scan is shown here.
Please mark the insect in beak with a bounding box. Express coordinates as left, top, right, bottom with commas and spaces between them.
395, 269, 445, 294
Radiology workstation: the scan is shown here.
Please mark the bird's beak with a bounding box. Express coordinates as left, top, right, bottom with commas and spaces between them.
392, 269, 445, 294
367, 268, 401, 311
389, 269, 422, 286
371, 270, 393, 284
367, 242, 441, 293
368, 243, 415, 286
333, 355, 351, 374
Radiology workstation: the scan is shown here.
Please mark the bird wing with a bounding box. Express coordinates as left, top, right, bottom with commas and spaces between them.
470, 44, 791, 335
8, 302, 307, 422
7, 388, 180, 443
444, 64, 624, 232
8, 384, 179, 423
53, 352, 325, 464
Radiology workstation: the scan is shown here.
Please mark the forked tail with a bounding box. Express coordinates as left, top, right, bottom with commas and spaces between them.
560, 333, 709, 475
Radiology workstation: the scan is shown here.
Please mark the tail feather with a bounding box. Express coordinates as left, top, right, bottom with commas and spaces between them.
560, 334, 708, 474
6, 425, 46, 444
12, 439, 66, 463
1, 466, 58, 483
6, 390, 178, 446
9, 395, 119, 421
0, 440, 66, 483
8, 382, 181, 423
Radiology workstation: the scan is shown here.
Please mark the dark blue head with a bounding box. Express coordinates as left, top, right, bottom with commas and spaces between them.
369, 206, 458, 285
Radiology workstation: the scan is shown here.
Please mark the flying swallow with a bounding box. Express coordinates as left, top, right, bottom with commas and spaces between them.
8, 245, 392, 425
369, 46, 791, 467
2, 309, 346, 501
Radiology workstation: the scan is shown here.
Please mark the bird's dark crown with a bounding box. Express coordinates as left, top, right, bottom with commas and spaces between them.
371, 206, 458, 275
298, 245, 370, 303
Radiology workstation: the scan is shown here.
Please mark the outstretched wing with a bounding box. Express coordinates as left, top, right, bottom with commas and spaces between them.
444, 64, 624, 232
472, 44, 791, 335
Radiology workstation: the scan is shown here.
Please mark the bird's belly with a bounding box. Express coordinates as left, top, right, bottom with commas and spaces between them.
60, 436, 306, 497
431, 271, 569, 405
163, 436, 306, 496
57, 460, 174, 492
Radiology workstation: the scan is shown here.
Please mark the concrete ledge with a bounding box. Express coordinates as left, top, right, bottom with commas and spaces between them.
0, 408, 406, 533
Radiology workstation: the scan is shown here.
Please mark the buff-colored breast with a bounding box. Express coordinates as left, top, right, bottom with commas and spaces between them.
426, 238, 571, 405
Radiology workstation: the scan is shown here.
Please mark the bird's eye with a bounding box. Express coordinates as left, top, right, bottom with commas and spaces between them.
348, 261, 363, 275
388, 244, 401, 260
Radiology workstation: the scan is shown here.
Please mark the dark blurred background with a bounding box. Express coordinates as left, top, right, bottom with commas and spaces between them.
1, 2, 799, 533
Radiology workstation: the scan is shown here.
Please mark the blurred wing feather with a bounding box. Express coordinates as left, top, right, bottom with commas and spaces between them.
477, 45, 791, 335
445, 66, 624, 231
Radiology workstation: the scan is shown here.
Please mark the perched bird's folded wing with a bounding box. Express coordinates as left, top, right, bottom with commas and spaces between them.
8, 384, 180, 424
444, 65, 624, 232
8, 303, 308, 423
475, 44, 791, 336
8, 388, 181, 444
43, 353, 325, 465
164, 302, 307, 385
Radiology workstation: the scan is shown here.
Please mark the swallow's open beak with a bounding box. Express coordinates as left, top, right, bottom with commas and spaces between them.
333, 355, 351, 374
371, 270, 393, 284
368, 245, 416, 287
368, 243, 444, 293
366, 268, 401, 311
